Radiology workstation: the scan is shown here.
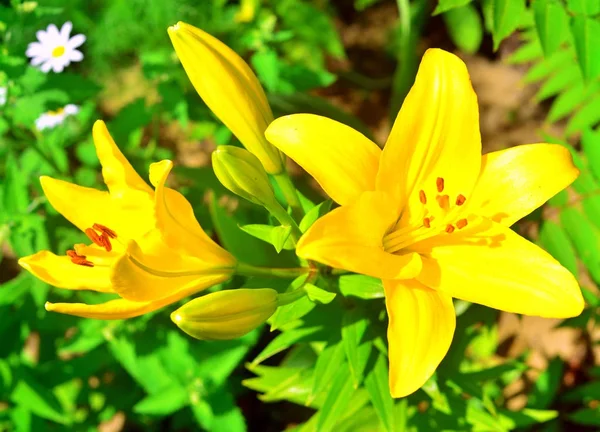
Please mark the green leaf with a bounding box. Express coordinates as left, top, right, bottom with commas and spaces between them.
565, 95, 600, 135
251, 48, 280, 93
567, 0, 600, 15
339, 274, 384, 299
443, 4, 483, 54
528, 357, 563, 409
251, 325, 324, 366
560, 208, 600, 283
11, 373, 67, 425
3, 153, 29, 215
270, 274, 316, 331
492, 0, 526, 49
207, 387, 247, 432
563, 381, 600, 402
571, 16, 600, 81
538, 221, 578, 277
317, 367, 356, 432
134, 384, 189, 415
238, 224, 294, 252
582, 129, 600, 181
569, 408, 600, 426
299, 200, 333, 233
305, 283, 336, 304
536, 64, 582, 101
341, 309, 372, 388
548, 80, 600, 122
364, 353, 395, 432
309, 339, 346, 404
433, 0, 473, 15
533, 0, 568, 57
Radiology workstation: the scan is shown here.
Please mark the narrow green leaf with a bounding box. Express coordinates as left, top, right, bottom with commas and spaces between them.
299, 200, 332, 233
562, 381, 600, 402
523, 49, 572, 82
270, 274, 316, 331
443, 4, 483, 54
364, 353, 395, 432
251, 325, 324, 366
536, 64, 581, 101
304, 283, 336, 304
582, 129, 600, 181
11, 374, 67, 425
548, 81, 600, 122
571, 16, 600, 81
566, 95, 600, 135
560, 208, 600, 282
339, 274, 384, 299
238, 224, 294, 252
134, 384, 189, 415
533, 0, 568, 57
569, 408, 600, 426
567, 0, 600, 15
341, 309, 372, 388
309, 339, 346, 403
433, 0, 473, 15
493, 0, 526, 49
538, 221, 578, 276
528, 357, 563, 409
317, 367, 356, 432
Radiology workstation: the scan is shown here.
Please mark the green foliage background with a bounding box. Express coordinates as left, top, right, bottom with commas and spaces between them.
1, 0, 599, 430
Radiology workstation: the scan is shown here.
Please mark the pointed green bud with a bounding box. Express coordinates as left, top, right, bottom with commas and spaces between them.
212, 146, 278, 208
171, 288, 278, 340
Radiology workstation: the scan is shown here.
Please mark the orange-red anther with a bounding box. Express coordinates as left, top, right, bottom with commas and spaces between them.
71, 256, 94, 267
423, 217, 431, 228
93, 223, 117, 239
436, 194, 450, 209
85, 228, 104, 247
456, 219, 468, 229
445, 224, 455, 234
419, 190, 427, 205
100, 234, 113, 252
436, 177, 445, 193
456, 194, 466, 206
66, 250, 79, 258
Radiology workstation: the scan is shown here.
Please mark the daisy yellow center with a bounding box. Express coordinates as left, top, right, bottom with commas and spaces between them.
382, 176, 469, 253
51, 46, 65, 58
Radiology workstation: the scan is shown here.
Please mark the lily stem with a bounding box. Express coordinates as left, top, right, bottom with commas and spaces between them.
268, 201, 303, 243
274, 171, 304, 219
236, 262, 311, 279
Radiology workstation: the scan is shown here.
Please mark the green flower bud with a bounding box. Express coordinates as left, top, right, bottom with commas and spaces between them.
171, 288, 278, 340
212, 146, 277, 207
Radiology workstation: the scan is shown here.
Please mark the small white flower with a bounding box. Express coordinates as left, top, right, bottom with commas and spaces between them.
0, 87, 6, 106
26, 22, 85, 73
35, 104, 79, 131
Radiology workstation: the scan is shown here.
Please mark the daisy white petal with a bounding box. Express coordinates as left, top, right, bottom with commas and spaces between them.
40, 60, 53, 73
67, 34, 86, 50
46, 24, 60, 41
30, 55, 46, 66
68, 50, 83, 62
64, 104, 79, 115
60, 21, 72, 40
26, 42, 44, 57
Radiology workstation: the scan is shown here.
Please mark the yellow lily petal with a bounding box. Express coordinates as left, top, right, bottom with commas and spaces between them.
297, 192, 422, 279
376, 49, 481, 221
110, 239, 233, 302
18, 251, 112, 293
469, 144, 579, 226
384, 279, 455, 398
92, 120, 153, 197
265, 114, 381, 205
168, 22, 283, 174
413, 218, 584, 318
40, 176, 154, 240
149, 160, 236, 266
45, 277, 223, 319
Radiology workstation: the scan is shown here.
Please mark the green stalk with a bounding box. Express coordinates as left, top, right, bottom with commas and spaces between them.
236, 262, 310, 279
267, 200, 303, 242
274, 171, 304, 219
277, 288, 307, 306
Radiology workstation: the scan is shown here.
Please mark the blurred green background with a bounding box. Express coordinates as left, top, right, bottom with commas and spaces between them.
1, 0, 600, 430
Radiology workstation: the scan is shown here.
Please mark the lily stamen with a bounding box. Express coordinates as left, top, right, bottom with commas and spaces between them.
93, 223, 117, 239
456, 194, 466, 206
445, 224, 455, 233
419, 190, 427, 204
436, 177, 445, 193
436, 194, 450, 210
66, 249, 94, 267
456, 219, 468, 229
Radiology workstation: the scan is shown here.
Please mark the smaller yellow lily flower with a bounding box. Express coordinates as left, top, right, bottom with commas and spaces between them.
19, 120, 236, 319
266, 49, 584, 398
167, 21, 284, 175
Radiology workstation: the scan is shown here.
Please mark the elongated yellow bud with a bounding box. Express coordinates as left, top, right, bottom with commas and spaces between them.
212, 145, 277, 208
171, 288, 278, 340
168, 21, 284, 174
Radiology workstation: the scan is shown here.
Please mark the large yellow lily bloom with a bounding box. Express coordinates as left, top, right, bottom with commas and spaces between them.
265, 49, 584, 398
19, 121, 236, 319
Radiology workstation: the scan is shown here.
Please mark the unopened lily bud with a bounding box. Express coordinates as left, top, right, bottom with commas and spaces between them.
168, 21, 284, 174
171, 288, 278, 340
212, 146, 277, 208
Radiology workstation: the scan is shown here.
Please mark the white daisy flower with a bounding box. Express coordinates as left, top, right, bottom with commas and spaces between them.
26, 22, 85, 73
0, 87, 6, 106
35, 104, 79, 130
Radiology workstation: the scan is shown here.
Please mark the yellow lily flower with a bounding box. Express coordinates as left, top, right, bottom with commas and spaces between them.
265, 49, 584, 398
167, 21, 284, 175
19, 120, 236, 319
